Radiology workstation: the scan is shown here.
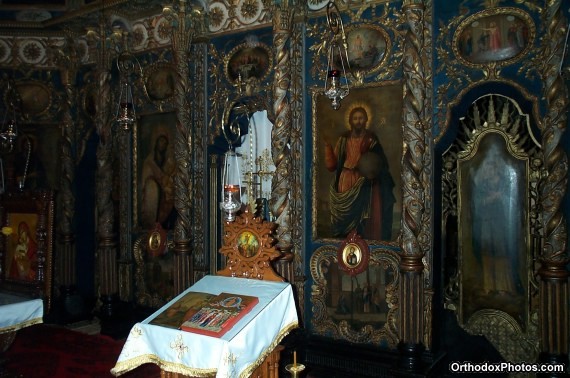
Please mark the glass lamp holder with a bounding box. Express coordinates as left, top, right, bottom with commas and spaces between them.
323, 1, 351, 110
220, 115, 244, 222
115, 51, 143, 132
220, 147, 242, 222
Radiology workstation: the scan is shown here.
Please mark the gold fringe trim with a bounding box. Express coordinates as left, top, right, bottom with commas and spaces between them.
111, 353, 216, 377
111, 321, 299, 378
239, 321, 299, 378
0, 318, 42, 334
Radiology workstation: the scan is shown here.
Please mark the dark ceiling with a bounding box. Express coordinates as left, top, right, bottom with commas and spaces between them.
0, 0, 164, 35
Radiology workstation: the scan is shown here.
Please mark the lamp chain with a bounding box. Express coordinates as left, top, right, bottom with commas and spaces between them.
20, 137, 31, 190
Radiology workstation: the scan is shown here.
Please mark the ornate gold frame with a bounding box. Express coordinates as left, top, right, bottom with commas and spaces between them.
343, 23, 391, 79
452, 7, 535, 69
310, 244, 400, 345
217, 206, 283, 282
143, 62, 177, 103
224, 42, 273, 87
0, 190, 54, 312
311, 81, 403, 244
132, 111, 178, 231
16, 80, 52, 118
442, 94, 541, 362
133, 231, 175, 308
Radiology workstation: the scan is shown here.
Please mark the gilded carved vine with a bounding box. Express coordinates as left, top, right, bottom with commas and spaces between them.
50, 36, 79, 288
289, 19, 306, 310
95, 71, 117, 296
400, 0, 432, 349
165, 2, 195, 291
539, 0, 569, 265
306, 2, 404, 86
88, 20, 121, 299
537, 0, 569, 357
191, 42, 208, 282
270, 3, 294, 248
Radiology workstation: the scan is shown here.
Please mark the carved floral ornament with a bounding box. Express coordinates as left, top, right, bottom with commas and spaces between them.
208, 0, 268, 33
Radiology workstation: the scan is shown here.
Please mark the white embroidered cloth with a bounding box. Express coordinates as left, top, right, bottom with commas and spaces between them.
0, 292, 43, 334
111, 275, 298, 377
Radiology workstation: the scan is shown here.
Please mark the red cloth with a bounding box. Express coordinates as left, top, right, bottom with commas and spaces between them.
3, 324, 160, 378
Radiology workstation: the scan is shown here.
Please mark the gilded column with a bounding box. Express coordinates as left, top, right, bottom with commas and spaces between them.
271, 1, 295, 249
51, 36, 79, 316
538, 0, 569, 369
289, 18, 306, 304
399, 0, 432, 370
88, 24, 120, 320
165, 0, 194, 293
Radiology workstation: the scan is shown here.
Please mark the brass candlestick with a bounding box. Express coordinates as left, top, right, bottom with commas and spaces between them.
285, 351, 305, 378
285, 363, 305, 378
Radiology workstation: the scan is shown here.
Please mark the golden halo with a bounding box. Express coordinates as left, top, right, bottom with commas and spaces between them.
344, 102, 372, 130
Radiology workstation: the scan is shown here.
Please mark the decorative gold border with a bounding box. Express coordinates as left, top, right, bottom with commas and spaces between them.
224, 42, 273, 86
147, 223, 167, 257
310, 80, 403, 245
143, 62, 177, 103
0, 190, 54, 311
337, 230, 369, 276
452, 7, 535, 69
15, 80, 52, 117
457, 128, 531, 328
132, 111, 178, 231
344, 23, 391, 79
310, 245, 400, 345
437, 78, 541, 143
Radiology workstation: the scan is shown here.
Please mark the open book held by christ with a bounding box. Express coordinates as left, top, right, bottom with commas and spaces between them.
179, 292, 259, 337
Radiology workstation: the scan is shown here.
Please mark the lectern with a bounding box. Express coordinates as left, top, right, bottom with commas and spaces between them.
112, 208, 298, 377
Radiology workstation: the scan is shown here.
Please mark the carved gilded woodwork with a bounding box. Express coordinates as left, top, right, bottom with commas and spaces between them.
208, 40, 274, 146
51, 37, 79, 291
289, 19, 306, 317
537, 0, 569, 361
451, 8, 536, 70
400, 0, 433, 352
190, 42, 208, 283
465, 309, 538, 363
206, 32, 276, 283
435, 2, 541, 140
271, 3, 294, 248
217, 206, 283, 281
310, 245, 400, 346
306, 2, 405, 86
306, 0, 432, 349
443, 94, 541, 362
87, 17, 122, 302
208, 0, 273, 34
133, 231, 176, 308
